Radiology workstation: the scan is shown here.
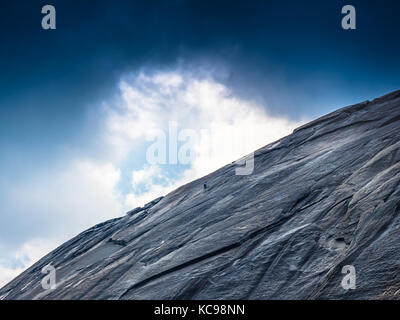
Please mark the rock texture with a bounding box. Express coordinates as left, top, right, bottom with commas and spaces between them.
2, 90, 400, 300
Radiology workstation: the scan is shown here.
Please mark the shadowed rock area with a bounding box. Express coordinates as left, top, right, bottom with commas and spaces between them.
2, 90, 400, 300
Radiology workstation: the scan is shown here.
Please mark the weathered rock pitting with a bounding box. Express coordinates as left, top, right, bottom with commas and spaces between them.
1, 90, 400, 300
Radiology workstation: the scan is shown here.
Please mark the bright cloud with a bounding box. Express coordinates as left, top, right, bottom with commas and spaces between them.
107, 70, 304, 208
132, 165, 163, 188
6, 160, 123, 234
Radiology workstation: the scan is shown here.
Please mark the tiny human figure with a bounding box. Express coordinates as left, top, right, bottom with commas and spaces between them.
204, 183, 207, 190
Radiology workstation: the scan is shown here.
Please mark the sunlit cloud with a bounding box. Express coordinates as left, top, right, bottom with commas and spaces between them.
107, 70, 304, 208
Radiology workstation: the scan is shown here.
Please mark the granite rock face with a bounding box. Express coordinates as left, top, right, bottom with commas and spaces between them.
2, 90, 400, 300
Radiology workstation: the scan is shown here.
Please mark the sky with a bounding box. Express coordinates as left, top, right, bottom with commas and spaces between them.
0, 0, 399, 286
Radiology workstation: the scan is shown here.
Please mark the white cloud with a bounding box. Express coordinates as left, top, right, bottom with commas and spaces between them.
7, 160, 123, 234
109, 70, 304, 208
131, 165, 163, 188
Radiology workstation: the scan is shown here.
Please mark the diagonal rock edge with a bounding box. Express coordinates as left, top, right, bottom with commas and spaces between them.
1, 89, 400, 300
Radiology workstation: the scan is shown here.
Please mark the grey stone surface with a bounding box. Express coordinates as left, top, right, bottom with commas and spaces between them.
1, 90, 400, 300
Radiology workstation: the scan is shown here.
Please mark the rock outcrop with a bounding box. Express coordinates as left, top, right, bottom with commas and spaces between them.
2, 90, 400, 300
